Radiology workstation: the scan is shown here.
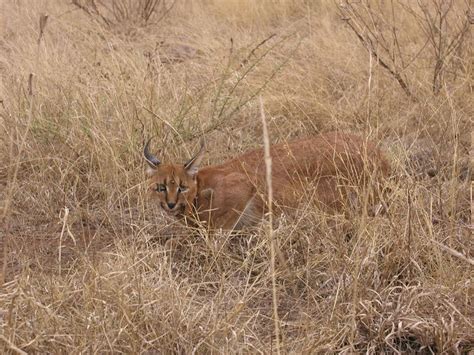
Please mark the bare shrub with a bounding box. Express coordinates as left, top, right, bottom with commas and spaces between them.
71, 0, 176, 27
339, 0, 472, 97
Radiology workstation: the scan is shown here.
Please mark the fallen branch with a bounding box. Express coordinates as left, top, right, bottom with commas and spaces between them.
432, 239, 474, 266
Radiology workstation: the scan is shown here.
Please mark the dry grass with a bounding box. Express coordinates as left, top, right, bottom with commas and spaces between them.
1, 0, 472, 353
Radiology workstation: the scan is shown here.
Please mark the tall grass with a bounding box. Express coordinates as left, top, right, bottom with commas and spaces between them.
0, 0, 472, 353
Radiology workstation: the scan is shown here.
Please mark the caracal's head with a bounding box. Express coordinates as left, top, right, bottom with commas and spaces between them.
144, 138, 205, 218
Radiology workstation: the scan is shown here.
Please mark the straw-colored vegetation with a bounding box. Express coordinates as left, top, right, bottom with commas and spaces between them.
1, 0, 472, 353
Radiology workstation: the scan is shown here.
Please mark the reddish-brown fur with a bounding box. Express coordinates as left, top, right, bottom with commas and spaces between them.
145, 132, 390, 230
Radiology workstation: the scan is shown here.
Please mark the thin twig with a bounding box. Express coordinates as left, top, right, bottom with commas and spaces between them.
59, 207, 70, 275
259, 96, 281, 354
240, 33, 277, 68
37, 13, 48, 45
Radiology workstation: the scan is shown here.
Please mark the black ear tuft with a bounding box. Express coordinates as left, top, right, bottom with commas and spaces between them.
184, 139, 205, 176
144, 137, 161, 168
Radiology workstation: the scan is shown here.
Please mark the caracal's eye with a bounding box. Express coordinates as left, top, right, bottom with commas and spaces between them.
156, 184, 166, 192
178, 185, 188, 193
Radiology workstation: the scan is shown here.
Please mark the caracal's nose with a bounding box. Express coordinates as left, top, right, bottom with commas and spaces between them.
167, 202, 176, 209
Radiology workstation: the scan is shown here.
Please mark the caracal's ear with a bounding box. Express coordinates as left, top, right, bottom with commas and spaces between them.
144, 137, 161, 175
146, 166, 157, 176
184, 139, 205, 177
